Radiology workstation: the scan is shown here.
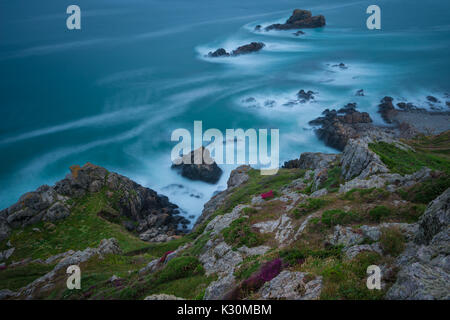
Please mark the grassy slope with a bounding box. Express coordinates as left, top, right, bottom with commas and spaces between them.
1, 132, 449, 299
2, 189, 149, 262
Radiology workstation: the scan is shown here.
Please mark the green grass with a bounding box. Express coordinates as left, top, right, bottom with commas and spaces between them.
280, 246, 342, 265
321, 209, 359, 227
222, 217, 264, 249
0, 263, 56, 291
234, 256, 261, 280
369, 141, 450, 175
397, 175, 450, 204
109, 256, 214, 300
341, 188, 390, 202
369, 205, 391, 222
125, 236, 192, 259
380, 227, 405, 257
186, 231, 211, 256
293, 198, 328, 219
153, 256, 204, 284
319, 166, 344, 193
320, 252, 385, 300
214, 168, 305, 216
143, 274, 215, 300
7, 189, 149, 261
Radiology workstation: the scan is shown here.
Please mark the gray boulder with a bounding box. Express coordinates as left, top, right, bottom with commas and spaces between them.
416, 188, 450, 245
340, 137, 389, 180
204, 273, 236, 300
283, 152, 338, 170
386, 189, 450, 300
171, 147, 223, 184
259, 271, 322, 300
328, 225, 364, 247
386, 262, 450, 300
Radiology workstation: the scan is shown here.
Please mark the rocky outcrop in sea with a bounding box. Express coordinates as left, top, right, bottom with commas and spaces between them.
207, 42, 265, 58
171, 147, 223, 184
265, 9, 325, 31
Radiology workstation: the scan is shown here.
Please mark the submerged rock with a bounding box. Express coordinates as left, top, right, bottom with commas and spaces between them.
293, 30, 305, 36
266, 9, 325, 31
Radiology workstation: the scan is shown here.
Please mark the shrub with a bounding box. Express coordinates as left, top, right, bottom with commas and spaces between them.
380, 227, 405, 256
280, 248, 307, 265
321, 209, 358, 227
369, 205, 391, 222
234, 260, 261, 280
222, 217, 264, 249
319, 166, 343, 193
280, 246, 342, 265
241, 259, 282, 293
320, 252, 384, 300
242, 207, 258, 215
294, 198, 328, 218
398, 175, 450, 204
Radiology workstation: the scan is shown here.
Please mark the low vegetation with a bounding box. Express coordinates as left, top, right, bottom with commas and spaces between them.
321, 209, 359, 227
369, 141, 450, 175
222, 217, 264, 249
293, 198, 328, 218
7, 189, 149, 262
369, 205, 391, 222
380, 227, 405, 257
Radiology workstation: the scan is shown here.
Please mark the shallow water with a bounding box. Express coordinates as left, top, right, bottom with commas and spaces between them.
1, 0, 449, 226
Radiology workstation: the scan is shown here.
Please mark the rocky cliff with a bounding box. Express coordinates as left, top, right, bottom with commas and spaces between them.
1, 129, 449, 300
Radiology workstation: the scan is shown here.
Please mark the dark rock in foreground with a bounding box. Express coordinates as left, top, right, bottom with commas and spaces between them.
266, 9, 325, 31
172, 147, 223, 184
387, 188, 450, 300
207, 42, 265, 58
0, 163, 188, 243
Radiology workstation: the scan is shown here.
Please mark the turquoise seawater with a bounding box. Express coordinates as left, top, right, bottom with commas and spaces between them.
1, 0, 449, 225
